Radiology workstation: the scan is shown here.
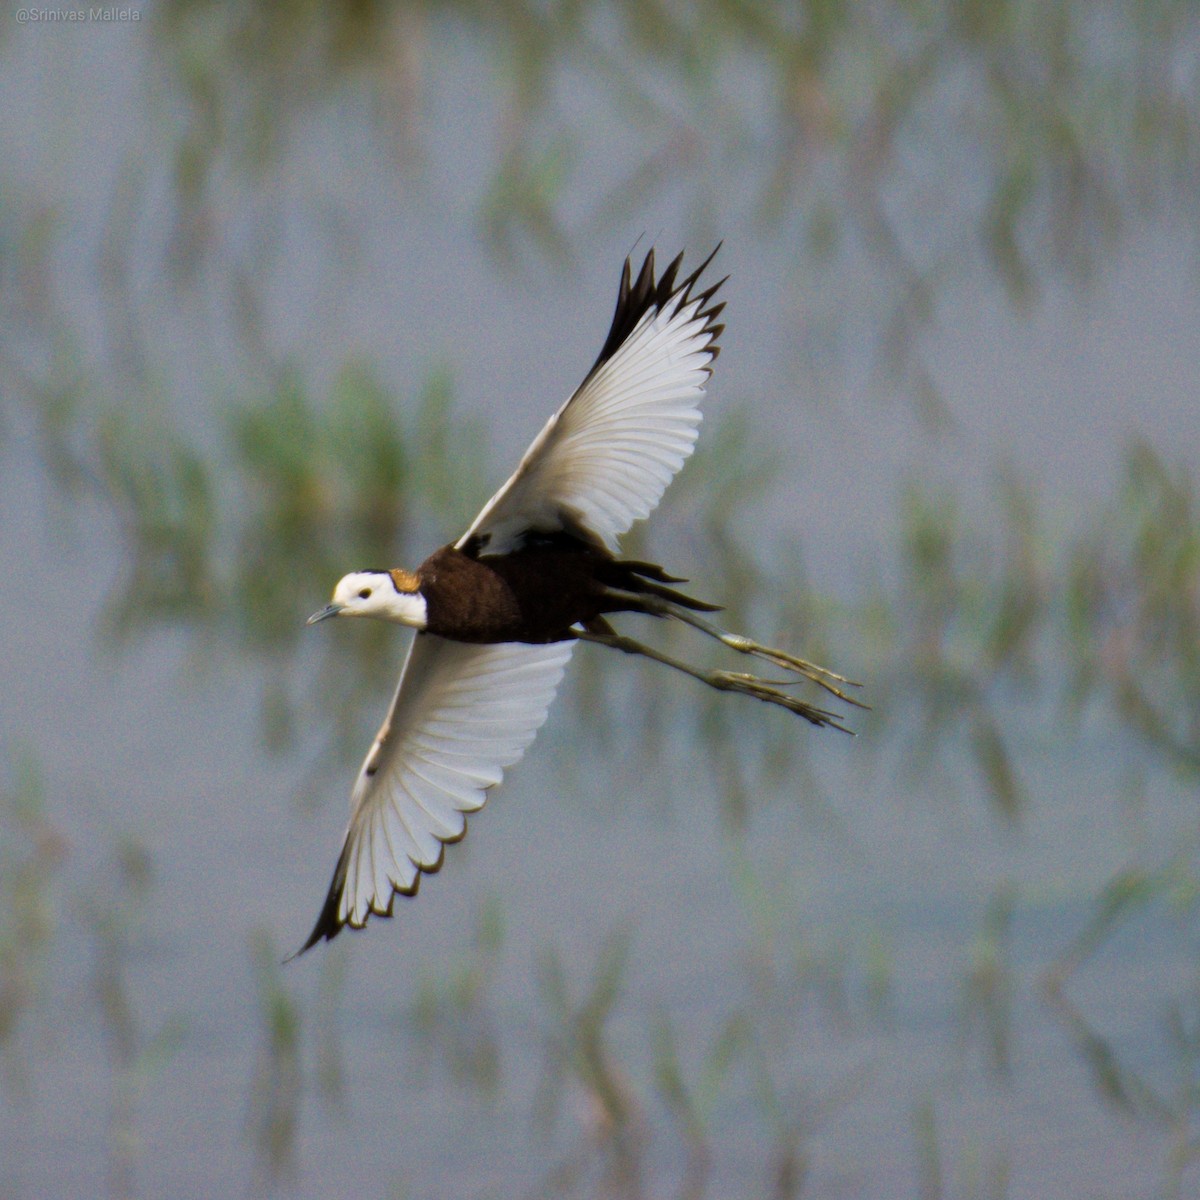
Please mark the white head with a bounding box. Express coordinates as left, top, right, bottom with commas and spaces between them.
307, 569, 428, 629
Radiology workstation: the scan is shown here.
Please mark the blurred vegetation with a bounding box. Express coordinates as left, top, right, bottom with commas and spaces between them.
913, 1095, 1011, 1200
956, 883, 1016, 1077
535, 927, 648, 1196
1042, 854, 1200, 1123
46, 362, 486, 779
80, 838, 188, 1200
0, 754, 64, 1095
393, 864, 892, 1200
868, 474, 1045, 822
150, 1, 1200, 272
137, 0, 1200, 424
248, 929, 304, 1188
3, 0, 1200, 1196
245, 929, 349, 1191
91, 363, 481, 647
1066, 441, 1200, 772
409, 895, 505, 1093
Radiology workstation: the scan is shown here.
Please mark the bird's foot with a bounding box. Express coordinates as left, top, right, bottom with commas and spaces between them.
624, 597, 868, 711
576, 630, 857, 733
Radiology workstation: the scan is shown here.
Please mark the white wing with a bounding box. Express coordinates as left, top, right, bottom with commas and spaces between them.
457, 247, 725, 555
299, 634, 573, 950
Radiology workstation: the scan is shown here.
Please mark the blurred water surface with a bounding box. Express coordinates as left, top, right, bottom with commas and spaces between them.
2, 4, 1199, 1198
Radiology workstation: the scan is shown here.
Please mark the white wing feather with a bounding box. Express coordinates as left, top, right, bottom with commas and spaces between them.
457, 249, 724, 554
302, 635, 573, 946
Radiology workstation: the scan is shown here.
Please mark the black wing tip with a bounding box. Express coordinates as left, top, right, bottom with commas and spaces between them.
588, 242, 727, 378
288, 839, 354, 960
287, 919, 338, 962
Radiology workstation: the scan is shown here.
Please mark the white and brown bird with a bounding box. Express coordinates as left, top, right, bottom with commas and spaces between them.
299, 248, 860, 953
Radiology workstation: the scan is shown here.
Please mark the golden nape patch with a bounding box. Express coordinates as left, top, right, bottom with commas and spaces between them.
389, 568, 420, 593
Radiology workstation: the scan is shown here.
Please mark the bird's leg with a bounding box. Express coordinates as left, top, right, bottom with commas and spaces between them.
629, 596, 867, 709
574, 630, 854, 732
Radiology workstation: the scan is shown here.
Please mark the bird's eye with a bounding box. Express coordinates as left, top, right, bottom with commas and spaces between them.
358, 588, 372, 600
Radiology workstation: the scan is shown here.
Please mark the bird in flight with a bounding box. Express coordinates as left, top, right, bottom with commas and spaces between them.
299, 247, 861, 954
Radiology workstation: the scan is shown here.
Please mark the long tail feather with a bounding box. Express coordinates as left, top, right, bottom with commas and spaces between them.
601, 558, 722, 613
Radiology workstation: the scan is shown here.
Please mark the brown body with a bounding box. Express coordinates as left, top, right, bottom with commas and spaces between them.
415, 537, 717, 644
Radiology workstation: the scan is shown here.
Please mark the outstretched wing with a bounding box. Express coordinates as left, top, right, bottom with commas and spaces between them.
457, 247, 726, 556
297, 635, 573, 952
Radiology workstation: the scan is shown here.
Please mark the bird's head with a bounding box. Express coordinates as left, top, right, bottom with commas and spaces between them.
307, 569, 428, 629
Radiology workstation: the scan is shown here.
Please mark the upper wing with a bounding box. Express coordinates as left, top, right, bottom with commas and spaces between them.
298, 634, 574, 952
457, 247, 726, 555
